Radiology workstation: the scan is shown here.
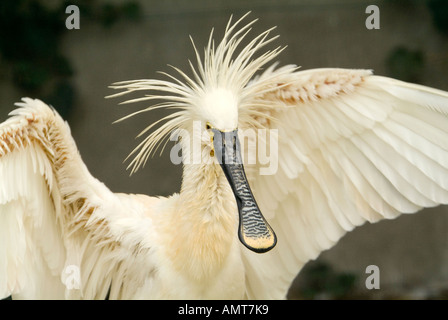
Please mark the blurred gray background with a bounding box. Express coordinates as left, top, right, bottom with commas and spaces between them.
1, 0, 448, 299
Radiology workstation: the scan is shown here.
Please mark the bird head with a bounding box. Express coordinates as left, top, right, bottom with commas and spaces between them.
199, 88, 239, 132
109, 13, 285, 253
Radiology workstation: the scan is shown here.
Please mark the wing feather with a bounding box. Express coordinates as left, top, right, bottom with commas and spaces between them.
0, 98, 157, 299
240, 68, 448, 299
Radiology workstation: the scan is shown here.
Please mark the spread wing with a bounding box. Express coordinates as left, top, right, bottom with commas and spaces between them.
240, 67, 448, 299
0, 98, 156, 299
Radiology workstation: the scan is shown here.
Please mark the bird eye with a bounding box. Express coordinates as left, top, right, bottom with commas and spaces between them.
206, 123, 212, 130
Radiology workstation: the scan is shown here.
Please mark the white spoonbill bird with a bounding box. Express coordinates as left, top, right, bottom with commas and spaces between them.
2, 13, 448, 300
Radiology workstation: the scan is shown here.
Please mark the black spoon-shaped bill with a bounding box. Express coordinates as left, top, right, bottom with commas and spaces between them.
212, 128, 277, 253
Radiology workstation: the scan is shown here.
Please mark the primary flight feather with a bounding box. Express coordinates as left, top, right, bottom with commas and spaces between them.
2, 13, 448, 299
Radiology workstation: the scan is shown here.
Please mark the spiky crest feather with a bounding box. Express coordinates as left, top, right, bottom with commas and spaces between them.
107, 13, 292, 174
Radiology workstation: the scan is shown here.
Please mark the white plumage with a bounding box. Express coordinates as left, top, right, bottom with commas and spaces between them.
2, 13, 448, 299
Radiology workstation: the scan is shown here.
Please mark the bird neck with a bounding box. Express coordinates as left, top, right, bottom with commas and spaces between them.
179, 162, 237, 217
165, 161, 239, 281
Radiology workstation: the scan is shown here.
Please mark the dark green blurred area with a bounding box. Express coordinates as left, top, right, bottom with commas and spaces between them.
294, 262, 358, 299
428, 0, 448, 34
386, 46, 425, 83
383, 0, 447, 83
0, 0, 141, 119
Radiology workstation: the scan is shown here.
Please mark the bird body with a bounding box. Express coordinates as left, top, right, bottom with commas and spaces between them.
2, 13, 448, 299
0, 97, 247, 299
